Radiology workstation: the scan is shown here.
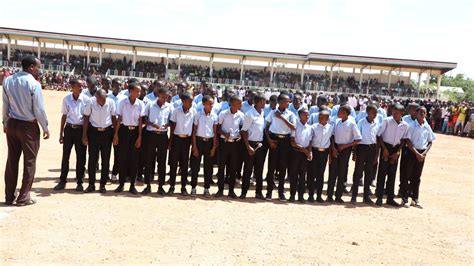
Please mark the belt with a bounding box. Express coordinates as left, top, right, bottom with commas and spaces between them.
270, 133, 290, 139
197, 136, 213, 142
66, 123, 83, 129
223, 137, 241, 143
122, 125, 137, 130
312, 147, 329, 152
10, 118, 37, 124
359, 143, 377, 147
175, 134, 190, 138
383, 142, 400, 149
416, 149, 426, 153
148, 130, 167, 135
91, 126, 112, 132
249, 141, 262, 145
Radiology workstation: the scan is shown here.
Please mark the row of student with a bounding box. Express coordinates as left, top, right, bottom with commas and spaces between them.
54, 78, 434, 208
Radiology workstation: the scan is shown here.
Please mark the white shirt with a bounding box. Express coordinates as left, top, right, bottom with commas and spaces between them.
107, 92, 126, 107
265, 108, 297, 135
61, 93, 88, 125
170, 106, 196, 136
81, 88, 97, 99
145, 100, 173, 132
291, 120, 312, 148
377, 117, 409, 146
405, 119, 435, 150
333, 118, 362, 145
194, 110, 218, 138
116, 97, 145, 126
241, 107, 265, 142
84, 97, 115, 128
311, 123, 333, 149
358, 118, 379, 145
218, 108, 244, 139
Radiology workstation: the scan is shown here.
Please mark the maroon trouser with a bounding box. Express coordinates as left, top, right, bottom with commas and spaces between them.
4, 119, 40, 204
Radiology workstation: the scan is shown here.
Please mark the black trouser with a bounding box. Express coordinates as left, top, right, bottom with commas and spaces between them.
137, 128, 148, 178
59, 125, 86, 184
241, 141, 266, 196
327, 146, 352, 199
169, 136, 191, 188
376, 143, 400, 201
217, 139, 240, 192
308, 148, 329, 198
118, 126, 140, 186
266, 134, 290, 196
87, 127, 113, 186
145, 131, 168, 187
111, 143, 119, 176
402, 149, 426, 201
289, 149, 308, 199
351, 144, 377, 199
398, 146, 410, 192
191, 137, 214, 189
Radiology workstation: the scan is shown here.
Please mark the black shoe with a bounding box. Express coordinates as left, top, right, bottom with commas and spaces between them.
386, 199, 400, 207
167, 187, 175, 195
214, 190, 224, 197
278, 194, 287, 202
343, 187, 350, 194
308, 196, 315, 203
129, 186, 138, 194
157, 187, 166, 196
84, 185, 95, 193
114, 184, 124, 193
203, 188, 211, 197
350, 197, 357, 204
136, 175, 144, 183
228, 191, 238, 199
54, 181, 66, 191
289, 195, 295, 202
181, 188, 189, 196
326, 196, 334, 203
363, 197, 374, 204
75, 183, 83, 192
265, 192, 272, 201
298, 197, 306, 203
316, 196, 324, 203
99, 185, 106, 194
368, 189, 373, 196
255, 192, 265, 200
142, 186, 151, 195
335, 197, 344, 204
376, 198, 383, 206
239, 193, 246, 200
5, 201, 14, 206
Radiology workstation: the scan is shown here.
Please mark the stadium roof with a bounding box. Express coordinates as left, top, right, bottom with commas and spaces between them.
1, 27, 457, 74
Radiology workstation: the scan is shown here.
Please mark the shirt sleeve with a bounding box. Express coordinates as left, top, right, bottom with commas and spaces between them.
218, 111, 225, 125
193, 112, 200, 126
139, 101, 145, 117
241, 114, 253, 131
377, 119, 387, 137
110, 99, 116, 116
170, 108, 177, 123
116, 99, 123, 117
61, 97, 68, 115
2, 81, 10, 126
32, 82, 49, 132
352, 122, 362, 140
265, 111, 273, 124
83, 100, 92, 116
427, 127, 436, 142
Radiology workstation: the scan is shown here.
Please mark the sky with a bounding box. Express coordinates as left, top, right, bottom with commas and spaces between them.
1, 0, 473, 78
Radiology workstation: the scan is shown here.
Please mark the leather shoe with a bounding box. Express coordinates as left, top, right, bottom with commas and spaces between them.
84, 185, 95, 193
99, 185, 106, 194
278, 194, 287, 202
114, 184, 124, 193
335, 197, 345, 204
316, 196, 324, 203
167, 187, 175, 195
129, 186, 138, 194
214, 190, 224, 197
363, 197, 374, 204
376, 198, 383, 206
181, 188, 189, 196
142, 186, 151, 195
307, 196, 315, 203
255, 192, 265, 200
75, 184, 84, 192
386, 199, 400, 207
54, 181, 66, 191
157, 187, 166, 195
228, 191, 238, 198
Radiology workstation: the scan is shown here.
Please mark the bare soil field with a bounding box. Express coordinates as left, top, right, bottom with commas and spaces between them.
1, 90, 473, 264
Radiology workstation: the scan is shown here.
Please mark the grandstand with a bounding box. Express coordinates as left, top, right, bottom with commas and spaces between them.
1, 27, 456, 99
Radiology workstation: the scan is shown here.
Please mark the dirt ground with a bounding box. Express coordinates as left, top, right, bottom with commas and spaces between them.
0, 90, 473, 264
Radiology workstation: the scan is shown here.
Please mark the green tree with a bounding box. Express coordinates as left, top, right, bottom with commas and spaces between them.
441, 74, 474, 101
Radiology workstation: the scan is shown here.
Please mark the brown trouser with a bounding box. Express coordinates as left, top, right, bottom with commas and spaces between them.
4, 119, 40, 204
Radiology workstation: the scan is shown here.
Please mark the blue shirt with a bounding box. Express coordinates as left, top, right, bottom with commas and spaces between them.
194, 110, 218, 138
219, 101, 230, 114
288, 103, 308, 116
193, 93, 203, 105
107, 92, 126, 108
355, 111, 384, 125
241, 107, 265, 142
330, 104, 356, 119
143, 92, 158, 105
291, 120, 312, 148
241, 101, 253, 114
144, 101, 173, 132
265, 108, 297, 135
194, 98, 221, 116
311, 123, 333, 149
333, 118, 362, 145
171, 94, 180, 103
61, 93, 88, 125
170, 106, 196, 136
218, 109, 244, 139
405, 119, 435, 150
357, 118, 379, 145
263, 104, 276, 118
377, 117, 409, 146
2, 71, 49, 131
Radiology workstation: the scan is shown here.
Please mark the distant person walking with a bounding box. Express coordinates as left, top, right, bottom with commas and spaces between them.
2, 56, 49, 206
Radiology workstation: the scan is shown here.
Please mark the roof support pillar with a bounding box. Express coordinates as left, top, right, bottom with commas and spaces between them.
209, 54, 214, 79
36, 38, 41, 59
359, 65, 367, 91
98, 44, 103, 65
240, 56, 245, 85
436, 74, 442, 100
86, 43, 90, 65
177, 51, 181, 72
329, 63, 336, 89
65, 41, 70, 63
387, 69, 393, 90
425, 70, 431, 98
417, 70, 423, 98
6, 36, 11, 61
300, 63, 305, 85
270, 59, 275, 83
132, 47, 137, 70
165, 50, 169, 79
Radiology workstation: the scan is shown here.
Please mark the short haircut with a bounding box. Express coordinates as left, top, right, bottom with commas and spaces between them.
339, 105, 351, 115
202, 95, 213, 104
277, 93, 290, 102
69, 78, 81, 86
112, 78, 122, 84
230, 94, 242, 103
254, 93, 266, 103
366, 104, 377, 113
95, 89, 107, 98
158, 87, 169, 95
393, 104, 405, 112
298, 107, 309, 116
180, 91, 192, 101
319, 109, 330, 117
128, 82, 140, 91
86, 76, 97, 84
409, 102, 420, 109
269, 95, 278, 102
21, 55, 38, 70
128, 78, 139, 84
416, 106, 427, 112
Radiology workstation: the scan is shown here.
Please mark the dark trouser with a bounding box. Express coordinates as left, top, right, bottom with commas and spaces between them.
145, 131, 168, 187
376, 143, 400, 201
327, 146, 351, 199
308, 148, 329, 198
402, 149, 426, 201
118, 126, 140, 186
289, 149, 308, 199
398, 146, 410, 192
4, 119, 40, 204
190, 137, 214, 189
241, 141, 266, 195
137, 128, 148, 178
111, 139, 120, 176
351, 144, 377, 199
266, 134, 290, 196
60, 125, 86, 184
169, 136, 191, 188
87, 127, 112, 186
217, 139, 240, 192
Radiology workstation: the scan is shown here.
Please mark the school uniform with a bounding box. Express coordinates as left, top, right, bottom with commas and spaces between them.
327, 118, 362, 200
308, 122, 333, 200
375, 117, 409, 203
241, 101, 253, 114
81, 88, 97, 99
195, 98, 221, 116
330, 104, 356, 119
171, 94, 180, 103
240, 107, 266, 198
217, 108, 244, 196
402, 119, 435, 202
289, 120, 312, 200
351, 118, 380, 201
190, 109, 218, 190
84, 97, 116, 187
116, 97, 145, 190
107, 92, 126, 178
219, 101, 230, 114
288, 103, 308, 116
143, 100, 173, 190
169, 106, 196, 191
265, 108, 297, 199
58, 93, 88, 185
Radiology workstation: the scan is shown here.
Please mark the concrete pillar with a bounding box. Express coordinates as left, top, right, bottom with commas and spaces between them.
359, 67, 364, 90
270, 59, 275, 83
387, 70, 392, 89
66, 43, 70, 63
37, 39, 41, 59
300, 63, 305, 85
209, 54, 214, 79
6, 37, 11, 60
425, 70, 431, 98
436, 74, 442, 99
98, 44, 103, 65
178, 51, 181, 72
240, 56, 245, 84
86, 44, 90, 65
132, 47, 137, 69
329, 65, 334, 89
417, 71, 423, 98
